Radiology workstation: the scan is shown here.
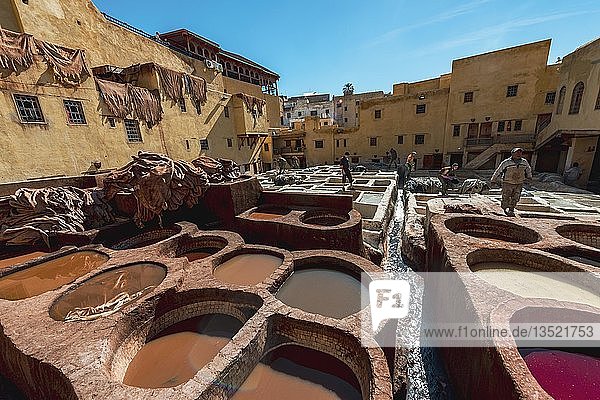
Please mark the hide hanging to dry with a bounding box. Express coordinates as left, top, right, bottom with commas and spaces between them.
35, 39, 91, 86
0, 28, 36, 72
155, 64, 185, 103
185, 74, 207, 113
237, 93, 265, 116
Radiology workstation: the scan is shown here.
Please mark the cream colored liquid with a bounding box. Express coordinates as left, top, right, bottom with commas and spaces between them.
472, 262, 600, 308
213, 254, 282, 285
0, 251, 48, 269
0, 251, 108, 301
49, 263, 166, 321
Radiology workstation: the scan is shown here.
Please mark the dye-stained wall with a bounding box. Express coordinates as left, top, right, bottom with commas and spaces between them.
0, 0, 280, 182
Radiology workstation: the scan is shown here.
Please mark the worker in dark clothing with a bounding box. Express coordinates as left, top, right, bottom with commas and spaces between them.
439, 163, 459, 195
340, 152, 354, 190
389, 148, 399, 169
397, 151, 417, 188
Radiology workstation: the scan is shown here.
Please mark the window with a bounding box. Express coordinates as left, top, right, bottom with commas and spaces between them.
355, 100, 360, 105
374, 109, 382, 119
497, 121, 505, 132
310, 110, 317, 116
369, 137, 377, 146
415, 134, 425, 145
185, 139, 190, 151
63, 100, 86, 124
323, 121, 328, 126
315, 140, 324, 148
452, 125, 461, 137
463, 92, 473, 103
343, 139, 347, 147
325, 109, 330, 115
344, 117, 348, 122
545, 91, 556, 104
107, 117, 116, 128
286, 112, 291, 118
297, 111, 302, 117
556, 86, 566, 114
344, 106, 348, 111
227, 138, 233, 147
568, 82, 585, 114
13, 94, 44, 123
506, 121, 512, 132
506, 85, 518, 97
514, 120, 522, 131
397, 135, 404, 144
200, 139, 209, 150
336, 102, 341, 108
596, 88, 600, 110
416, 104, 426, 114
336, 139, 340, 148
285, 140, 291, 147
263, 143, 269, 151
178, 98, 187, 112
224, 106, 230, 118
124, 119, 142, 142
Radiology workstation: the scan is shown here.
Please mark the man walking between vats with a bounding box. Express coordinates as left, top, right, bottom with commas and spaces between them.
277, 156, 288, 175
491, 147, 532, 217
397, 151, 417, 188
389, 148, 399, 169
439, 163, 460, 196
340, 152, 354, 190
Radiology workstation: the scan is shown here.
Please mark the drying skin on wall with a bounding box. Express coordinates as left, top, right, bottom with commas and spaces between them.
0, 29, 36, 71
237, 93, 266, 116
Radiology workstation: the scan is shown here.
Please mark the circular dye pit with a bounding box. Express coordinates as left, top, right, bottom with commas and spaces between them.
123, 314, 242, 388
300, 210, 350, 227
213, 253, 283, 286
276, 266, 368, 319
556, 224, 600, 249
49, 263, 166, 321
470, 262, 600, 308
444, 217, 540, 244
110, 226, 181, 250
520, 348, 600, 400
249, 206, 291, 221
181, 248, 222, 262
232, 344, 362, 400
0, 251, 48, 270
0, 251, 108, 301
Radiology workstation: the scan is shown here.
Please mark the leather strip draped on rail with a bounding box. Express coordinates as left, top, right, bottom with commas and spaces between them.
95, 78, 163, 127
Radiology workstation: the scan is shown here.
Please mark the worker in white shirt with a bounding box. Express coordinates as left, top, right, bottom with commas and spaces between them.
491, 148, 532, 216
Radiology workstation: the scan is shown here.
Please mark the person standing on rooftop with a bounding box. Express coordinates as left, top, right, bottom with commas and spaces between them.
491, 148, 532, 216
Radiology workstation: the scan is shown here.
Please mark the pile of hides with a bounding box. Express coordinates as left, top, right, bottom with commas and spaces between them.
191, 156, 241, 183
0, 29, 35, 71
459, 178, 490, 194
405, 177, 442, 194
0, 187, 113, 247
272, 174, 303, 186
154, 64, 207, 113
236, 93, 266, 116
102, 152, 209, 226
0, 28, 90, 85
95, 78, 163, 127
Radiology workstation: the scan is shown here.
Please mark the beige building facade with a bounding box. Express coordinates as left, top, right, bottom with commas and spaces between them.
0, 0, 280, 182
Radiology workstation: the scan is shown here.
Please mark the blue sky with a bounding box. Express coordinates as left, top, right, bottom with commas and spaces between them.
94, 0, 600, 97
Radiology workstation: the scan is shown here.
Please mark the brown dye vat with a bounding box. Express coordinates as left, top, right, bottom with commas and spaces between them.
182, 248, 221, 262
276, 267, 368, 319
213, 254, 282, 286
232, 344, 361, 400
123, 314, 242, 388
249, 206, 291, 221
0, 251, 108, 301
49, 263, 166, 321
0, 251, 48, 269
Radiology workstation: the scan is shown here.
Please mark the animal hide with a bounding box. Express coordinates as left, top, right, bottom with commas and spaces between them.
236, 93, 265, 116
35, 39, 91, 85
95, 78, 163, 126
155, 64, 185, 102
0, 28, 36, 72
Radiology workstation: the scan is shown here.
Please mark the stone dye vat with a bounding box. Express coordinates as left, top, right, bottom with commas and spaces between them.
467, 250, 600, 308
444, 216, 541, 244
0, 250, 108, 301
276, 256, 369, 319
49, 262, 167, 321
0, 251, 48, 270
556, 224, 600, 249
174, 235, 230, 262
300, 209, 351, 227
232, 344, 362, 400
123, 314, 243, 388
519, 348, 600, 400
213, 251, 283, 286
248, 205, 291, 220
108, 225, 182, 250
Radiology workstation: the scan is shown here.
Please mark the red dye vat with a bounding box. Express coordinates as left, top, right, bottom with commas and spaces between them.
524, 349, 600, 399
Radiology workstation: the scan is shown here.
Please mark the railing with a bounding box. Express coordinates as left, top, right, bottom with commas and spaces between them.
465, 134, 536, 147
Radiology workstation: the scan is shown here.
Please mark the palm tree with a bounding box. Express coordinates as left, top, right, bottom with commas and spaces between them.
343, 83, 354, 96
